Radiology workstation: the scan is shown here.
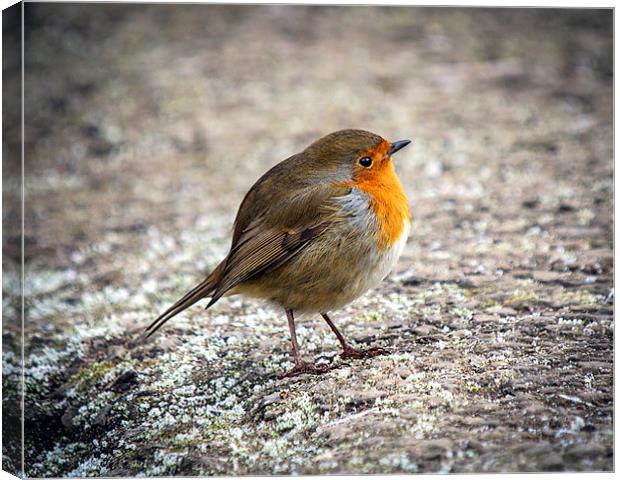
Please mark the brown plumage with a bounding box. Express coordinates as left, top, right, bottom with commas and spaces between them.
144, 129, 412, 377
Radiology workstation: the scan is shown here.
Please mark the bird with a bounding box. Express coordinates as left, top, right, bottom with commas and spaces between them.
143, 129, 412, 377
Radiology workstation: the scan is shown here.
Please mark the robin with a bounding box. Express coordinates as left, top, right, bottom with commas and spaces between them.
144, 129, 411, 377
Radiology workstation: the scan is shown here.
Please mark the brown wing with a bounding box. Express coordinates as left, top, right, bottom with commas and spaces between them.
205, 218, 330, 307
214, 181, 352, 294
219, 181, 351, 292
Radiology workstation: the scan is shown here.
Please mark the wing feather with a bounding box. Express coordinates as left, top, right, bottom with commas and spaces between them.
206, 220, 330, 306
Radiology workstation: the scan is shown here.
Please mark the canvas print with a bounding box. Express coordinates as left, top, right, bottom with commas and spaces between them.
2, 3, 613, 476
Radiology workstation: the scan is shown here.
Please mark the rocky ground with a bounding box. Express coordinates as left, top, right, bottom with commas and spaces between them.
2, 4, 613, 476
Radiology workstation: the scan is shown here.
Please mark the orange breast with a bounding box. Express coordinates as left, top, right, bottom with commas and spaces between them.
343, 140, 411, 250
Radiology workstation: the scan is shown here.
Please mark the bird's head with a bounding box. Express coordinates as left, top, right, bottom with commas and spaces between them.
302, 129, 411, 185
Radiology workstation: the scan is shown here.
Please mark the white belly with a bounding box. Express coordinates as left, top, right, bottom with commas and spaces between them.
322, 218, 410, 311
354, 220, 409, 292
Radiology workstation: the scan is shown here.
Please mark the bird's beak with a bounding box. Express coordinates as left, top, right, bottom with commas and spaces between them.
388, 139, 412, 156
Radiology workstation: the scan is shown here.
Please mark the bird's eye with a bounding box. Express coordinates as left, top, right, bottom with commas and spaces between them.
359, 156, 373, 168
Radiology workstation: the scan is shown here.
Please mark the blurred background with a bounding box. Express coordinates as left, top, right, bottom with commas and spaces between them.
5, 5, 613, 264
3, 4, 613, 476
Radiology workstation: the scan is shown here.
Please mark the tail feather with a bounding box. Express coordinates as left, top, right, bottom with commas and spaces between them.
142, 261, 225, 341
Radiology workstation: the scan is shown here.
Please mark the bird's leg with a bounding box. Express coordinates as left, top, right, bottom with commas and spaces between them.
321, 313, 389, 359
279, 309, 330, 378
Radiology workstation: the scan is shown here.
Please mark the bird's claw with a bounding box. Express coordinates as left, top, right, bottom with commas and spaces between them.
341, 346, 390, 359
278, 362, 334, 378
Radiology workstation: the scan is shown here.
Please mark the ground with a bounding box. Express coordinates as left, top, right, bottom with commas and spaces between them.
2, 5, 613, 476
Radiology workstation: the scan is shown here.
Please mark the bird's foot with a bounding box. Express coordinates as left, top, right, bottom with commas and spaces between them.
341, 346, 390, 359
278, 362, 334, 379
